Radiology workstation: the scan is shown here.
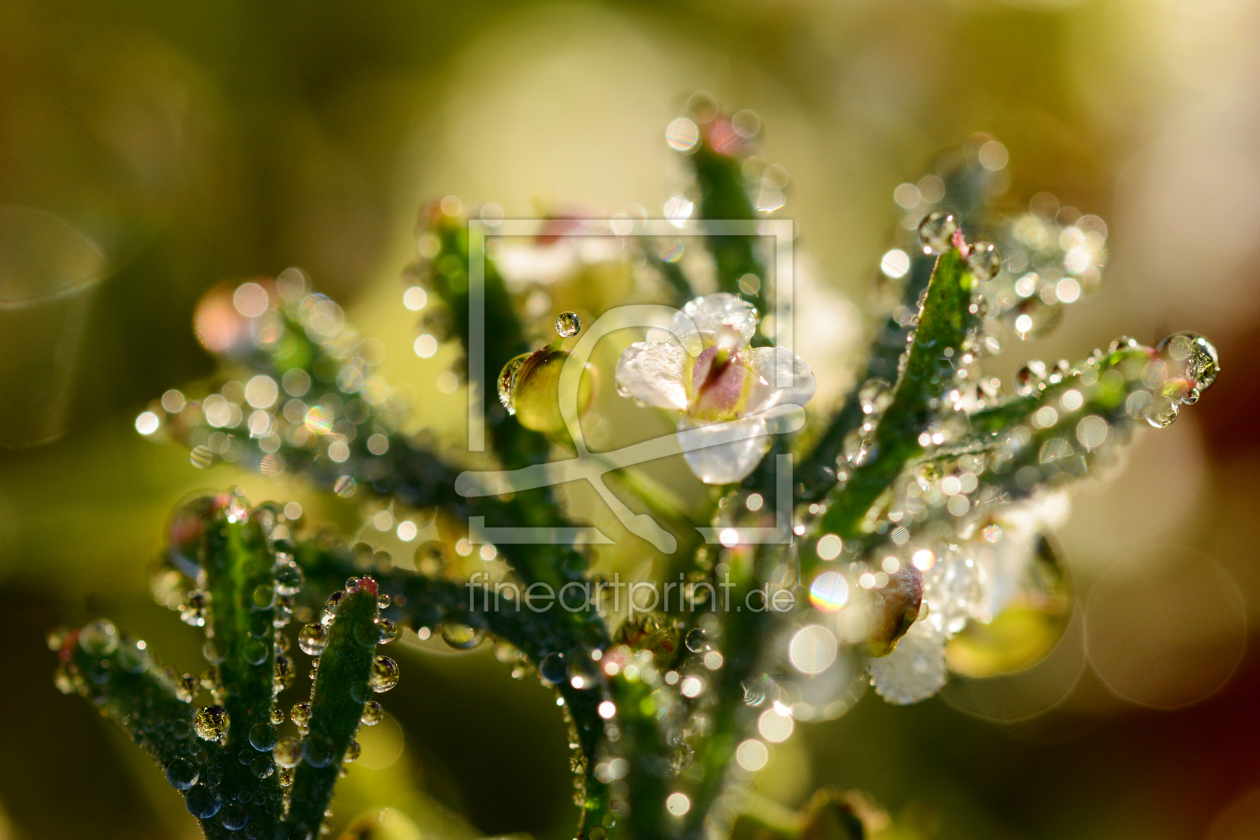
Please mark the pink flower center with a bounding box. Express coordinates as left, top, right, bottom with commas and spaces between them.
689, 345, 748, 422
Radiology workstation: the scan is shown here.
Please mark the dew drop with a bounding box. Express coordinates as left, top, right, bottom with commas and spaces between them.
1157, 332, 1220, 394
539, 652, 568, 685
200, 666, 223, 698
360, 701, 384, 726
377, 619, 399, 645
243, 639, 269, 666
178, 594, 207, 627
219, 801, 249, 831
116, 637, 150, 673
1015, 361, 1047, 395
249, 722, 278, 752
842, 428, 878, 466
1010, 298, 1061, 340
270, 707, 284, 725
46, 627, 67, 651
298, 623, 329, 656
918, 211, 959, 254
53, 666, 75, 694
78, 619, 118, 656
555, 311, 582, 338
368, 656, 400, 692
1146, 399, 1179, 429
343, 740, 361, 763
273, 557, 305, 596
202, 638, 227, 665
1108, 336, 1137, 354
194, 705, 229, 741
165, 758, 199, 791
966, 241, 1002, 282
303, 734, 337, 768
273, 655, 294, 693
251, 583, 276, 610
497, 353, 529, 415
439, 621, 485, 651
685, 628, 708, 653
273, 737, 302, 769
321, 591, 345, 626
858, 379, 893, 416
290, 702, 312, 733
184, 783, 222, 819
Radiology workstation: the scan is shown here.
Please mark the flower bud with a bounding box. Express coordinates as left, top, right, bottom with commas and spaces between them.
498, 348, 597, 435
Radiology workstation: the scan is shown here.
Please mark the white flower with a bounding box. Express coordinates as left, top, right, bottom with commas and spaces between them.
614, 293, 816, 484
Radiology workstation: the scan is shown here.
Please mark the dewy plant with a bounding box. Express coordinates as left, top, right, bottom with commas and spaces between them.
51, 97, 1220, 840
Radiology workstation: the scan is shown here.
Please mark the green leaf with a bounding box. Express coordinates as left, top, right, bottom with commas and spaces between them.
798, 154, 1001, 500
286, 580, 383, 833
804, 250, 978, 572
688, 137, 770, 323
200, 501, 285, 835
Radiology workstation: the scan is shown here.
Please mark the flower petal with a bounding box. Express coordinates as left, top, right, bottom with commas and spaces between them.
615, 340, 689, 410
670, 293, 757, 352
743, 346, 817, 414
677, 415, 770, 485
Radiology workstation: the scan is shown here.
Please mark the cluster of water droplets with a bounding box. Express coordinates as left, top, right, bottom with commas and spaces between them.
1143, 332, 1220, 428
155, 492, 312, 709
48, 618, 248, 824
135, 270, 411, 498
789, 150, 1223, 709
589, 623, 726, 820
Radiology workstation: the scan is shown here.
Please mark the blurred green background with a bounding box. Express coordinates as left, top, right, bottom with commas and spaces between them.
2, 0, 1260, 838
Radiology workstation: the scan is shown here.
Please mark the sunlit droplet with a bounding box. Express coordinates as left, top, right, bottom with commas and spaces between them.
966, 241, 1001, 282
368, 656, 400, 692
555, 311, 581, 338
918, 211, 958, 254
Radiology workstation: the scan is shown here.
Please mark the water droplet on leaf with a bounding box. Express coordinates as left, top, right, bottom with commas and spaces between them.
368, 656, 400, 693
966, 241, 1002, 282
219, 801, 249, 831
273, 737, 302, 769
439, 622, 484, 651
249, 722, 278, 752
185, 782, 222, 819
194, 705, 229, 741
539, 652, 568, 684
273, 557, 305, 596
298, 623, 328, 656
165, 758, 199, 791
303, 734, 336, 768
79, 619, 118, 656
918, 211, 958, 254
360, 701, 383, 726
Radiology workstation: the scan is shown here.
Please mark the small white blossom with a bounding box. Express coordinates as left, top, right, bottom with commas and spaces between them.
615, 293, 816, 484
